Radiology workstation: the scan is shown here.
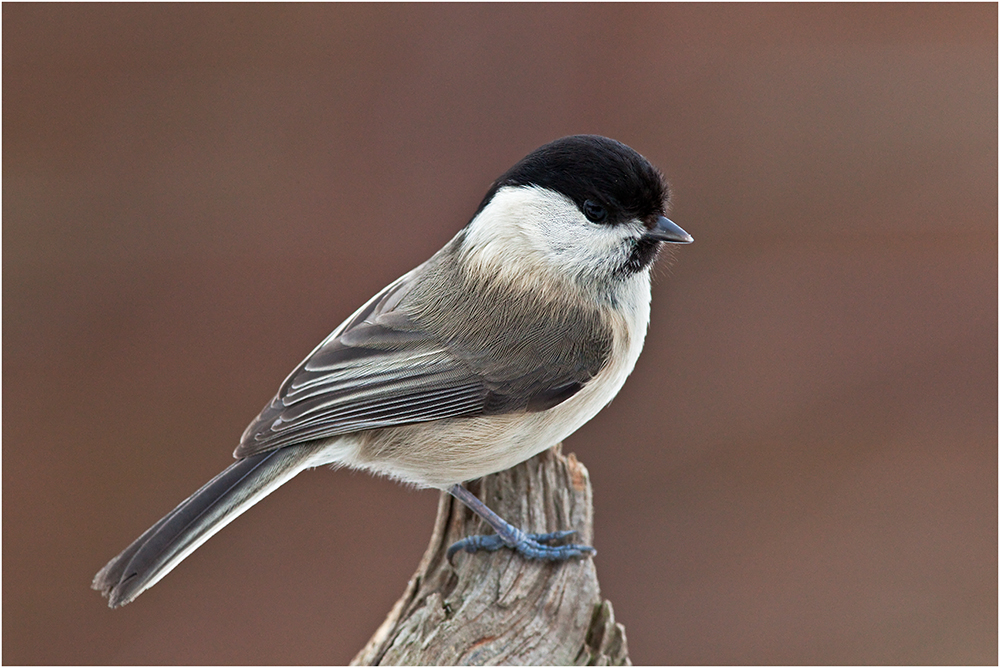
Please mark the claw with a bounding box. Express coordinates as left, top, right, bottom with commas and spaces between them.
447, 530, 595, 563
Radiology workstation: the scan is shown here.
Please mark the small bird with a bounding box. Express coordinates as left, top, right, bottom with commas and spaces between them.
92, 135, 693, 608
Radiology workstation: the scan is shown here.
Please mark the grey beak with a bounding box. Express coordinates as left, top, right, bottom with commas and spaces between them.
646, 216, 693, 244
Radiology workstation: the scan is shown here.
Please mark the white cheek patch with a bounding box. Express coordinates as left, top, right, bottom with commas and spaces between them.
461, 186, 639, 295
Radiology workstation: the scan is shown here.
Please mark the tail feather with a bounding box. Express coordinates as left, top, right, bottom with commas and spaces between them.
92, 446, 319, 608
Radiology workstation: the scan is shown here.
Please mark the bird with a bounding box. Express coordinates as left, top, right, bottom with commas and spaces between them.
92, 134, 693, 608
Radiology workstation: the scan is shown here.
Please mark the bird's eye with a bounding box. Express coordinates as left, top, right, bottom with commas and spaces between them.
582, 200, 608, 223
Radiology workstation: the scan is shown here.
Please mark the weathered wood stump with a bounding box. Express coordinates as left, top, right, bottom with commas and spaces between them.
352, 445, 630, 666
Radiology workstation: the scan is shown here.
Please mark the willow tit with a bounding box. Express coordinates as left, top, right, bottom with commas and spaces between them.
92, 135, 693, 608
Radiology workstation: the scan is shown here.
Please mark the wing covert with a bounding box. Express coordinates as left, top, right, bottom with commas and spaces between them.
235, 241, 614, 459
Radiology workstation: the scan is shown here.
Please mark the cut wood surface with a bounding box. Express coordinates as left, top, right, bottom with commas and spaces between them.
351, 445, 630, 666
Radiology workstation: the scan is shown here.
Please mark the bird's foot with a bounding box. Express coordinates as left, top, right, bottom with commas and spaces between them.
446, 529, 595, 562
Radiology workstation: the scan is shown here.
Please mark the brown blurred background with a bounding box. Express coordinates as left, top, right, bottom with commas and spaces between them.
4, 4, 996, 665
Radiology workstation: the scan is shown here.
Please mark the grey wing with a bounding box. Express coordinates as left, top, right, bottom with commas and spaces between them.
235, 257, 613, 460
236, 270, 490, 458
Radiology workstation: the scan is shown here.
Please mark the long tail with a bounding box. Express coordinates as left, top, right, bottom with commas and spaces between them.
92, 445, 321, 608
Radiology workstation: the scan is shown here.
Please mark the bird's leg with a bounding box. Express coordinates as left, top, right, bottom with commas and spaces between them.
446, 483, 595, 562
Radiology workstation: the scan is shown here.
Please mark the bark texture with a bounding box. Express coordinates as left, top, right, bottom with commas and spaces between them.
352, 445, 630, 666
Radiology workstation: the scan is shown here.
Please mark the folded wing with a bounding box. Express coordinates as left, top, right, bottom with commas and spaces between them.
236, 252, 612, 459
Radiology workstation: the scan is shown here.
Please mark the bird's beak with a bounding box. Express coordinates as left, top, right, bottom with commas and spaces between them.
645, 216, 693, 244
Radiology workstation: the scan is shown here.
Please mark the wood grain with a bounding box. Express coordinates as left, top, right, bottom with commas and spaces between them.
352, 445, 629, 666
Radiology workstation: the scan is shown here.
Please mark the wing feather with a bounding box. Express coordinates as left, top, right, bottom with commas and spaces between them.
235, 242, 613, 459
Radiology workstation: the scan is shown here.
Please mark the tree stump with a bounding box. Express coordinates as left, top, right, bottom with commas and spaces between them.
351, 445, 630, 666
